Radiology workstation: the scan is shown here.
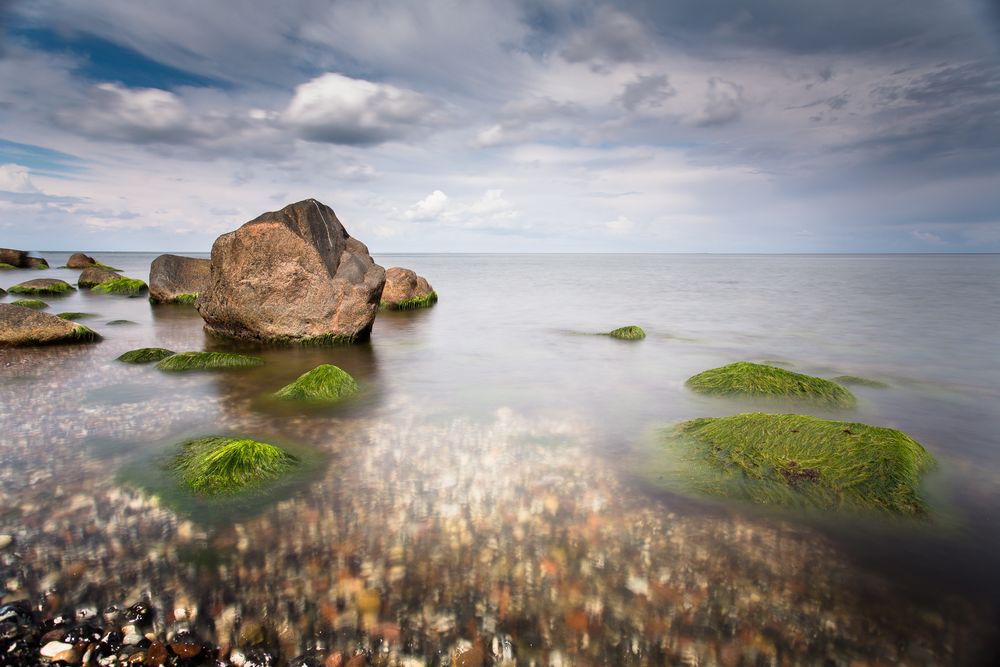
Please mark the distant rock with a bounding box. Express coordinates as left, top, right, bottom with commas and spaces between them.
24, 257, 49, 269
380, 267, 437, 310
149, 254, 211, 304
0, 287, 5, 297
0, 303, 100, 347
0, 248, 27, 266
8, 278, 74, 296
78, 267, 121, 288
197, 199, 385, 344
66, 252, 97, 268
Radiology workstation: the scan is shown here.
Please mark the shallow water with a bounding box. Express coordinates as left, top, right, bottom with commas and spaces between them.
1, 252, 999, 665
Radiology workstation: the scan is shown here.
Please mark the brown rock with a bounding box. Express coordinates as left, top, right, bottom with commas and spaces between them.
147, 641, 168, 666
380, 267, 437, 309
197, 199, 385, 344
78, 267, 120, 288
8, 278, 72, 294
66, 252, 96, 268
148, 254, 210, 304
24, 256, 49, 269
0, 248, 27, 266
0, 303, 99, 347
455, 646, 484, 667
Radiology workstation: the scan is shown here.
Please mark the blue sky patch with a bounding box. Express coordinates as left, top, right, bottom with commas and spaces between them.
0, 138, 85, 175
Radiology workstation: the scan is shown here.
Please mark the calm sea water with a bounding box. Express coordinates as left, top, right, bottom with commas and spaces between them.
1, 252, 999, 665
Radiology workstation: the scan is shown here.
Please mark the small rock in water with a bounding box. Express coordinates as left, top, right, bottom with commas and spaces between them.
0, 534, 12, 549
40, 640, 75, 658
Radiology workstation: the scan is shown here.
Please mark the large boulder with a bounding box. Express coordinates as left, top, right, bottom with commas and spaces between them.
149, 254, 211, 304
66, 252, 96, 268
0, 303, 100, 347
380, 267, 438, 310
0, 248, 27, 266
78, 267, 120, 288
197, 199, 385, 344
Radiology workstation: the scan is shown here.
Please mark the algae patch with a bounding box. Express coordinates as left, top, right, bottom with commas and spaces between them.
380, 291, 438, 310
11, 299, 47, 310
117, 347, 176, 364
92, 277, 148, 296
646, 412, 935, 515
606, 325, 646, 340
273, 364, 359, 404
171, 436, 299, 495
156, 351, 264, 371
687, 362, 856, 408
57, 312, 95, 320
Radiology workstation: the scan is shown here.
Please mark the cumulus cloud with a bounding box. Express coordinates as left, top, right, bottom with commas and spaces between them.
695, 77, 744, 126
476, 96, 581, 147
282, 72, 438, 145
0, 164, 38, 193
404, 189, 521, 229
405, 189, 449, 221
560, 6, 653, 67
55, 83, 203, 143
620, 74, 676, 112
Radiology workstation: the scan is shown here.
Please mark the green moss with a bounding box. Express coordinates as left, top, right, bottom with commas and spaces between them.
606, 325, 645, 340
156, 351, 264, 372
117, 347, 177, 364
93, 262, 120, 271
833, 375, 890, 389
0, 262, 16, 270
172, 292, 199, 304
106, 319, 137, 325
686, 362, 857, 408
646, 412, 935, 515
380, 291, 439, 310
69, 325, 100, 343
11, 299, 48, 309
8, 281, 74, 295
273, 364, 359, 403
171, 436, 298, 495
92, 277, 148, 296
57, 312, 95, 320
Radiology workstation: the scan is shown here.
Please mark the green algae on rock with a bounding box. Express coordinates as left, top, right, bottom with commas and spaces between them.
0, 262, 16, 270
606, 325, 646, 340
11, 299, 47, 310
169, 292, 199, 304
686, 361, 856, 407
106, 319, 138, 325
117, 347, 176, 364
833, 375, 890, 389
273, 364, 359, 403
57, 312, 95, 320
647, 412, 935, 515
92, 276, 149, 296
380, 290, 439, 311
171, 436, 299, 495
156, 351, 264, 372
8, 278, 75, 296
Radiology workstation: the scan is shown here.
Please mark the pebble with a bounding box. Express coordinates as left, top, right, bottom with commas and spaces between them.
0, 534, 12, 550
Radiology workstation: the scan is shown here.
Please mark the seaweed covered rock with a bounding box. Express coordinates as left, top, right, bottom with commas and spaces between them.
273, 364, 359, 403
78, 267, 120, 288
380, 267, 437, 310
92, 276, 148, 296
8, 278, 74, 296
149, 254, 211, 304
56, 312, 94, 320
197, 199, 385, 344
156, 351, 263, 372
24, 257, 48, 269
171, 436, 298, 495
647, 412, 935, 515
606, 325, 645, 340
686, 362, 856, 407
66, 252, 96, 268
117, 347, 176, 364
0, 303, 100, 347
11, 299, 47, 309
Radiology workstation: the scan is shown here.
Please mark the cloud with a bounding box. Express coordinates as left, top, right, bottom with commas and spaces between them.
620, 74, 675, 112
405, 189, 449, 221
282, 72, 439, 145
606, 215, 634, 235
912, 230, 943, 243
403, 189, 521, 230
560, 6, 653, 66
55, 82, 203, 143
476, 96, 581, 147
695, 77, 744, 126
0, 163, 38, 192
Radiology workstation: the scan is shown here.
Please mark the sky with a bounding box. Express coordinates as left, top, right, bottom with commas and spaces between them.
0, 0, 999, 253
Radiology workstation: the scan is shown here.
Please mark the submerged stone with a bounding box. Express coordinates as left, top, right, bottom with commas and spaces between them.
92, 276, 148, 296
7, 278, 74, 296
171, 436, 299, 495
686, 361, 856, 407
56, 312, 95, 320
272, 364, 359, 403
155, 351, 264, 372
0, 303, 100, 347
117, 347, 176, 364
647, 412, 935, 515
606, 325, 645, 340
833, 375, 890, 389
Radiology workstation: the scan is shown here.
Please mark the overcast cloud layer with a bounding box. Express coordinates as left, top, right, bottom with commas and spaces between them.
0, 0, 998, 252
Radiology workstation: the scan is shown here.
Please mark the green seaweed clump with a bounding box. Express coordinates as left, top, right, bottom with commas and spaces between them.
156, 351, 264, 372
69, 325, 100, 342
172, 292, 199, 304
117, 347, 176, 364
607, 325, 645, 340
380, 291, 439, 310
0, 262, 15, 270
273, 364, 359, 403
94, 262, 120, 271
8, 280, 74, 295
833, 375, 890, 389
648, 412, 935, 515
57, 312, 95, 320
171, 436, 298, 495
11, 299, 47, 309
686, 362, 856, 407
106, 319, 137, 325
92, 277, 148, 296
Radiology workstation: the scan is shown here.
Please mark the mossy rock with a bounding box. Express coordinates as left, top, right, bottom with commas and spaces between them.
273, 364, 359, 404
171, 436, 299, 495
106, 319, 138, 326
0, 262, 16, 270
117, 347, 176, 364
833, 375, 890, 389
156, 351, 264, 372
686, 362, 856, 407
92, 277, 148, 296
11, 299, 47, 310
8, 278, 75, 296
380, 291, 438, 311
57, 312, 95, 321
646, 412, 935, 515
606, 325, 645, 340
166, 292, 199, 304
